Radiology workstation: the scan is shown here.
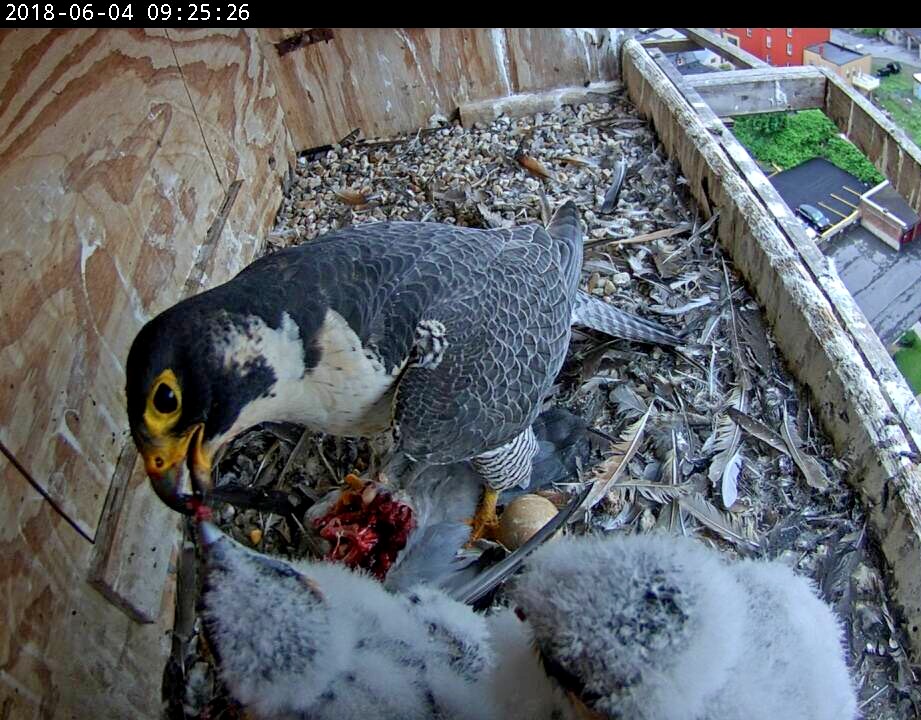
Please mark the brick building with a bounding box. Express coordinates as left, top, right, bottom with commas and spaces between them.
720, 28, 830, 66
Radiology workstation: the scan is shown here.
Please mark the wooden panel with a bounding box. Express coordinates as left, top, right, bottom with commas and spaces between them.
504, 28, 620, 93
257, 28, 623, 151
459, 82, 621, 127
687, 66, 827, 117
80, 28, 294, 624
0, 462, 175, 719
0, 29, 224, 538
259, 28, 508, 149
166, 29, 294, 283
623, 39, 921, 659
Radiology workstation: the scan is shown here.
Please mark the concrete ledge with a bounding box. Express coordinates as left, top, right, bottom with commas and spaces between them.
622, 38, 921, 660
458, 82, 622, 127
687, 66, 827, 117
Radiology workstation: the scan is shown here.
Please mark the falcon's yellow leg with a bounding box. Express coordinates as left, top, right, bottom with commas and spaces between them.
468, 487, 501, 543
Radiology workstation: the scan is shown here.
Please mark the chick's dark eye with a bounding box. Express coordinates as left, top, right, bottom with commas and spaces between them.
153, 383, 178, 414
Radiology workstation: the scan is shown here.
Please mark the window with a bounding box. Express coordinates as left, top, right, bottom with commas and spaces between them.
766, 36, 772, 48
787, 28, 793, 37
746, 28, 752, 37
766, 53, 771, 63
787, 43, 793, 56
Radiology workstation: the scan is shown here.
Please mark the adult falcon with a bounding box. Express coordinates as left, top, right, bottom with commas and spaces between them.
126, 202, 677, 538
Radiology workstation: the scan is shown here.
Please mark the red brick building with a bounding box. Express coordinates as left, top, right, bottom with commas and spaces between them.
720, 28, 830, 66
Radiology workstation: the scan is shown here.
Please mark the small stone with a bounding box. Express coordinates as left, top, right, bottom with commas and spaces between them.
249, 528, 263, 546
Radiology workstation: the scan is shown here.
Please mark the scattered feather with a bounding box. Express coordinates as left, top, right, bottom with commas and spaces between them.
679, 492, 759, 549
704, 385, 748, 502
608, 479, 692, 504
609, 384, 647, 419
719, 447, 743, 509
600, 158, 626, 213
649, 296, 713, 316
516, 153, 552, 179
727, 408, 789, 455
581, 403, 654, 512
335, 188, 368, 206
781, 407, 830, 491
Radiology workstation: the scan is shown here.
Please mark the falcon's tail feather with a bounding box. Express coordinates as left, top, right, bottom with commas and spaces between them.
571, 290, 680, 346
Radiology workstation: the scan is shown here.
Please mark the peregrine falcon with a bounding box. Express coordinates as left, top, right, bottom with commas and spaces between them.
126, 202, 677, 536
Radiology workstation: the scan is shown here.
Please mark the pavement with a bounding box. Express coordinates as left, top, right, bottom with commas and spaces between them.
825, 225, 921, 346
831, 29, 921, 67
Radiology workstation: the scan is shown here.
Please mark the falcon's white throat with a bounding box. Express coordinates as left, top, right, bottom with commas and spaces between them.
206, 310, 403, 455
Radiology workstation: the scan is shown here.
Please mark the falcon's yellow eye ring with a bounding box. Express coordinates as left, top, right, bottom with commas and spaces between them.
144, 369, 182, 436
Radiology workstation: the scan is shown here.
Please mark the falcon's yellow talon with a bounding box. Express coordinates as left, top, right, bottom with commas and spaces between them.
467, 487, 501, 544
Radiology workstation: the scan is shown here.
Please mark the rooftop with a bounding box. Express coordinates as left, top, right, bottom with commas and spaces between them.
805, 41, 868, 66
826, 224, 921, 345
866, 182, 921, 227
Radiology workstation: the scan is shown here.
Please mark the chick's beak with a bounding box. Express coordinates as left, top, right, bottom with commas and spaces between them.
141, 423, 212, 514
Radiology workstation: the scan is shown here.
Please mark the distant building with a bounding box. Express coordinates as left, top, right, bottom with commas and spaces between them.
720, 28, 830, 66
861, 181, 921, 248
883, 28, 921, 61
803, 42, 873, 89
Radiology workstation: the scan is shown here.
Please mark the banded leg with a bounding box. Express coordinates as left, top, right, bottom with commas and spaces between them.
468, 426, 539, 542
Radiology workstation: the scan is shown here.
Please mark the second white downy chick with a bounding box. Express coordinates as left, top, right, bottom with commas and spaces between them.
510, 534, 858, 720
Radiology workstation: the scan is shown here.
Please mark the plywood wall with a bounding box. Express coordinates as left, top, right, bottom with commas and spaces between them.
258, 28, 623, 150
0, 28, 293, 718
0, 27, 623, 717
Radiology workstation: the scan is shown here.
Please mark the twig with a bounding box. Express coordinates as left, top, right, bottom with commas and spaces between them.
585, 222, 692, 250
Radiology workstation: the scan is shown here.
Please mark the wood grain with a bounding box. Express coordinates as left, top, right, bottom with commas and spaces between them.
0, 29, 224, 538
258, 28, 623, 151
0, 461, 174, 719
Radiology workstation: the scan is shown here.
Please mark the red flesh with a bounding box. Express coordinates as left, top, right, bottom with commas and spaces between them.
313, 482, 415, 579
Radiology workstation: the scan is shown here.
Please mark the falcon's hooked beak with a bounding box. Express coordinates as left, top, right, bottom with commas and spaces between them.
139, 423, 213, 514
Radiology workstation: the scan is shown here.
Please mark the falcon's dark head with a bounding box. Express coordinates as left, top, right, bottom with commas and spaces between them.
125, 290, 309, 513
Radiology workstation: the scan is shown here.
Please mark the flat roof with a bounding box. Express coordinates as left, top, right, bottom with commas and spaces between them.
866, 183, 920, 227
769, 157, 868, 220
825, 224, 921, 345
805, 41, 867, 66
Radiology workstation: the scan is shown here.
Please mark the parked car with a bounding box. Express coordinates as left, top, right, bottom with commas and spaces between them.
796, 204, 832, 232
877, 62, 902, 78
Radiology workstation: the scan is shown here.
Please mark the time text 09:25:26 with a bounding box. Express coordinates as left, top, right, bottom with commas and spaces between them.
5, 2, 250, 22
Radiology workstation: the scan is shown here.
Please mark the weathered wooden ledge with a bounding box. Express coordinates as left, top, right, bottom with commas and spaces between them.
622, 38, 921, 660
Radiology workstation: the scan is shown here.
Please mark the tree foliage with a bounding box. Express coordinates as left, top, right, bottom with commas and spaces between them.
733, 110, 885, 184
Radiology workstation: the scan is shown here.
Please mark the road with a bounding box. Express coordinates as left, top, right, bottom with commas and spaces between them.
831, 29, 921, 67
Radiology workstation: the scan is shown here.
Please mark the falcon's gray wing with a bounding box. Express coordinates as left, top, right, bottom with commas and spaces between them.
393, 203, 583, 466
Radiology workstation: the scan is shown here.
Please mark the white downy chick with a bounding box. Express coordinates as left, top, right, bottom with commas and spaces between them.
198, 521, 500, 720
510, 533, 858, 720
705, 560, 858, 720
